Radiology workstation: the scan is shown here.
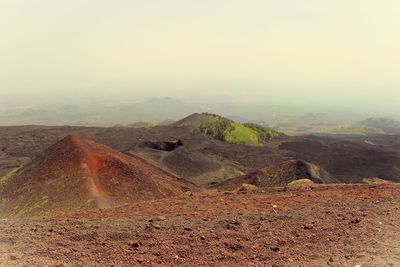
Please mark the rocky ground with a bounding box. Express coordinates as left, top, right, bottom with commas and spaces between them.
0, 184, 399, 267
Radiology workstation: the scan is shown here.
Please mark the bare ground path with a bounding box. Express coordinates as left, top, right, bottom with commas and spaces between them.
0, 184, 399, 266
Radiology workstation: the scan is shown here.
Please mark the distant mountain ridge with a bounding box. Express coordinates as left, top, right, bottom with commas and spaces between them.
358, 117, 400, 134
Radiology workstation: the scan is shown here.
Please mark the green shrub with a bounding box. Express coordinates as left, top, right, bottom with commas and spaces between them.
200, 117, 233, 141
243, 123, 285, 141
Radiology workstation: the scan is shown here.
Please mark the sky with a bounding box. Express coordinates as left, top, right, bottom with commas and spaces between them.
0, 0, 399, 114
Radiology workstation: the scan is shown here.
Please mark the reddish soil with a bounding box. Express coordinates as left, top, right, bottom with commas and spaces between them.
0, 135, 194, 216
1, 184, 399, 266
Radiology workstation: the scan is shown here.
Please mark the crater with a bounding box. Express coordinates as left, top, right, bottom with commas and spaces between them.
142, 139, 183, 152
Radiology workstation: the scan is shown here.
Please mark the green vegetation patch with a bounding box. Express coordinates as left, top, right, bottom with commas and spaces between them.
200, 116, 284, 145
224, 122, 259, 145
243, 123, 285, 141
200, 117, 233, 141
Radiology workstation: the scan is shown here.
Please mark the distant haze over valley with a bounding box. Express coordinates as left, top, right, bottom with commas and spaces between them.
0, 95, 399, 132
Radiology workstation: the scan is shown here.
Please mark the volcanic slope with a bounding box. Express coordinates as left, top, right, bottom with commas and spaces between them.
0, 135, 194, 217
171, 113, 218, 127
216, 160, 336, 190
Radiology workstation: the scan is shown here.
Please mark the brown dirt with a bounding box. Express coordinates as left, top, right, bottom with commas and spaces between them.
1, 184, 399, 266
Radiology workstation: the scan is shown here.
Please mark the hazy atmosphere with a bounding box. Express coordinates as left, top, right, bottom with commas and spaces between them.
1, 0, 399, 123
2, 2, 400, 266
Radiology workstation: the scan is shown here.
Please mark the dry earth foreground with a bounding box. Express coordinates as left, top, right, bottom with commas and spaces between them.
0, 184, 399, 266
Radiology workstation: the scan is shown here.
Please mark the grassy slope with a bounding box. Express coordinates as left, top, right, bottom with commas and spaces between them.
200, 117, 284, 145
224, 122, 259, 145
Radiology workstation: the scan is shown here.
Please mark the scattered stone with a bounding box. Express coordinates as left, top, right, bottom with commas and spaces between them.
173, 255, 179, 260
329, 257, 334, 262
225, 220, 241, 230
128, 241, 140, 250
156, 216, 166, 221
200, 235, 206, 241
184, 227, 192, 231
350, 218, 362, 224
153, 251, 162, 257
153, 224, 161, 230
288, 179, 314, 187
10, 255, 18, 260
270, 247, 280, 253
224, 242, 242, 251
304, 224, 314, 230
238, 183, 257, 193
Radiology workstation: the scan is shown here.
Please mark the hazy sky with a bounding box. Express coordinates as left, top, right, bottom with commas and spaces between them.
0, 0, 399, 113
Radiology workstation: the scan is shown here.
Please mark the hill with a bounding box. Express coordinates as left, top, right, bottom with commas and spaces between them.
214, 160, 332, 190
126, 121, 153, 128
200, 116, 285, 145
0, 135, 194, 217
172, 113, 218, 127
358, 117, 400, 134
158, 119, 176, 126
